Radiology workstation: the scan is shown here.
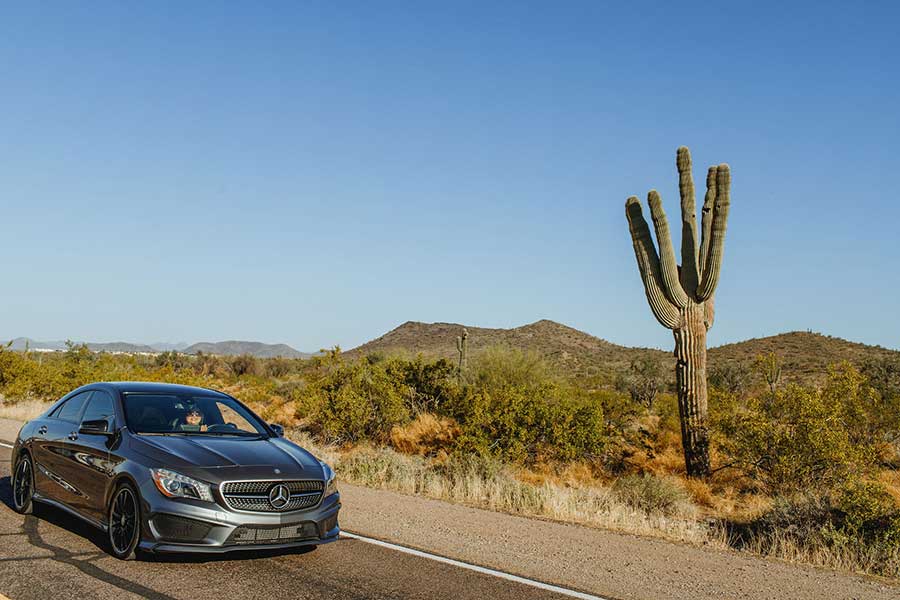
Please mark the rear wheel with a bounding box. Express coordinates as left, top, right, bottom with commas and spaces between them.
12, 454, 34, 514
108, 483, 141, 560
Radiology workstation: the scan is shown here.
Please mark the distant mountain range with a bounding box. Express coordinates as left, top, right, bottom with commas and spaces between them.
346, 320, 900, 383
183, 341, 312, 359
4, 337, 311, 359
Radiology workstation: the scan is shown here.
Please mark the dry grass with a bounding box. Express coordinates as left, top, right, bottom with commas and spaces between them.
389, 413, 460, 455
290, 430, 715, 544
879, 470, 900, 505
288, 429, 899, 579
737, 529, 900, 579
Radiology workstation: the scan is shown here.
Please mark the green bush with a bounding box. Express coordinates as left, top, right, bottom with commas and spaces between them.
300, 359, 412, 443
446, 381, 605, 463
729, 483, 900, 578
713, 364, 885, 494
612, 473, 690, 517
465, 346, 553, 390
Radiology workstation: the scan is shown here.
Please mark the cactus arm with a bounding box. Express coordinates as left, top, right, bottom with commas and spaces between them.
698, 166, 718, 274
647, 191, 690, 308
677, 147, 700, 297
626, 197, 682, 329
696, 164, 730, 301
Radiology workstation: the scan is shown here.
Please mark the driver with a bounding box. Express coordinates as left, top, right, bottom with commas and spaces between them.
180, 408, 208, 432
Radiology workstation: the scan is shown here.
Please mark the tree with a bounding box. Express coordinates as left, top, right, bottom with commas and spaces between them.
709, 361, 751, 395
621, 356, 666, 409
624, 146, 731, 478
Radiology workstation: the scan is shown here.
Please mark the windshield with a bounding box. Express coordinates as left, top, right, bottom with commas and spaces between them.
122, 393, 267, 437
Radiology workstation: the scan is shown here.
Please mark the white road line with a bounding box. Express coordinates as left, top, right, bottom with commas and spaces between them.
0, 441, 13, 449
340, 531, 607, 600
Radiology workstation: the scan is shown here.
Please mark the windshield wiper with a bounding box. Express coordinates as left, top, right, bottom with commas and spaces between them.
193, 431, 261, 438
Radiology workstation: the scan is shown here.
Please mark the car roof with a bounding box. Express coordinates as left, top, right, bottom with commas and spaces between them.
101, 381, 229, 397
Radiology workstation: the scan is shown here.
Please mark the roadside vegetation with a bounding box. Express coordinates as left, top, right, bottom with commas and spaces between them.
1, 341, 898, 578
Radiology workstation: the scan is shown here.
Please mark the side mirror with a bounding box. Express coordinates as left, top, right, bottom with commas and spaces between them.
269, 423, 285, 437
80, 418, 112, 435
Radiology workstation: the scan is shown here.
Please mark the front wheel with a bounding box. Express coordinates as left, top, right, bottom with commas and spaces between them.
108, 483, 141, 560
12, 454, 34, 514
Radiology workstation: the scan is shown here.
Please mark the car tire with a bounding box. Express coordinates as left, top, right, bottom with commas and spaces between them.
108, 482, 141, 560
12, 453, 35, 515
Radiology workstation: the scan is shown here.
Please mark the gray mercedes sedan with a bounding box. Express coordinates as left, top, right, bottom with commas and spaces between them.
9, 382, 340, 559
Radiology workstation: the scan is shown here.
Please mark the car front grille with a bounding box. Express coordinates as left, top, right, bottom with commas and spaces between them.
220, 480, 324, 513
226, 522, 320, 545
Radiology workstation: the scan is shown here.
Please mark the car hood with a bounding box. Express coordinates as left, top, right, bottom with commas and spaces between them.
129, 434, 323, 482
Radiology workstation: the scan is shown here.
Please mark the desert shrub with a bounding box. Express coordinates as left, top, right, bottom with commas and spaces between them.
154, 351, 191, 370
465, 346, 553, 390
264, 356, 297, 378
385, 357, 457, 413
446, 382, 605, 463
444, 347, 606, 463
615, 356, 666, 409
708, 360, 751, 395
729, 482, 900, 577
229, 354, 260, 377
713, 364, 886, 495
861, 356, 900, 403
302, 360, 411, 443
613, 473, 691, 517
836, 479, 900, 543
193, 352, 229, 377
0, 348, 42, 398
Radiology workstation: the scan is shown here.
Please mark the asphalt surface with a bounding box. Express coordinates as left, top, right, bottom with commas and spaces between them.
0, 445, 585, 600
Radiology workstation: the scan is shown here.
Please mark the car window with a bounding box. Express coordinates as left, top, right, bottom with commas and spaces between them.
48, 402, 66, 418
215, 401, 258, 434
122, 393, 266, 436
81, 390, 115, 425
56, 391, 91, 422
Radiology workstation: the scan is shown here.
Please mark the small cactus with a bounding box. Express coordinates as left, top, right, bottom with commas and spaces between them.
624, 146, 731, 478
456, 328, 468, 375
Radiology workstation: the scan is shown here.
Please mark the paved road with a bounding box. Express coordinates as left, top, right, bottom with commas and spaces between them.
0, 445, 589, 600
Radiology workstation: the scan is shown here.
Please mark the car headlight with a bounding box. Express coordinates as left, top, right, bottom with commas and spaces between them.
151, 468, 214, 502
320, 460, 338, 497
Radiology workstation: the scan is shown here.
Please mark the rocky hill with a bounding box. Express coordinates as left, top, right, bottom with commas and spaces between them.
347, 320, 899, 383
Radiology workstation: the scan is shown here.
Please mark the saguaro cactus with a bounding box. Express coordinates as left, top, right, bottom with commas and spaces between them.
624, 146, 731, 478
456, 328, 469, 374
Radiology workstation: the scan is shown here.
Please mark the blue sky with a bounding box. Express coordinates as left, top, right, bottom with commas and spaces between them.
1, 1, 898, 351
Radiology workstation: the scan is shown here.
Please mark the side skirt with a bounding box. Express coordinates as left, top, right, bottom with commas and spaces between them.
32, 492, 108, 532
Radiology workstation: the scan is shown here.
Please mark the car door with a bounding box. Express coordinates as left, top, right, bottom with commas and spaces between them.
33, 391, 91, 506
58, 389, 120, 522
29, 406, 63, 498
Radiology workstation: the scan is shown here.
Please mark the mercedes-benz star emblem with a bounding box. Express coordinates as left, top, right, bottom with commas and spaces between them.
268, 484, 290, 509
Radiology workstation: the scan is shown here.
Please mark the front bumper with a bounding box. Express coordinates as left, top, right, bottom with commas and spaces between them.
137, 479, 341, 553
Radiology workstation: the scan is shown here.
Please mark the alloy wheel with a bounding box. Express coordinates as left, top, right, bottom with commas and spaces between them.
13, 456, 33, 513
109, 486, 138, 558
